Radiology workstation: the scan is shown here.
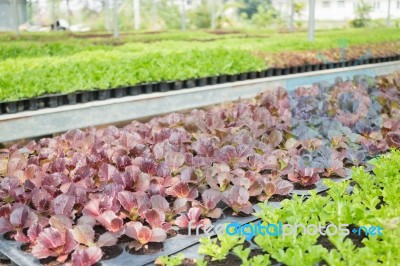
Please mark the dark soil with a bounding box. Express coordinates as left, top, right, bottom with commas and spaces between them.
216, 201, 229, 209
204, 248, 275, 266
178, 228, 197, 236
223, 208, 252, 218
93, 225, 108, 242
345, 224, 368, 248
293, 183, 317, 190
167, 229, 178, 238
101, 245, 123, 260
19, 243, 30, 252
2, 233, 13, 241
39, 257, 64, 266
349, 180, 357, 187
117, 234, 132, 244
249, 194, 292, 205
376, 196, 386, 209
0, 252, 10, 264
268, 194, 292, 202
127, 242, 164, 255
316, 235, 336, 251
204, 253, 241, 265
181, 258, 198, 266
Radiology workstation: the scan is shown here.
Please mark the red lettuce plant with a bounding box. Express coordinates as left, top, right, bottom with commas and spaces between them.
0, 205, 38, 242
288, 168, 321, 187
257, 176, 294, 201
174, 207, 211, 230
222, 186, 253, 215
31, 227, 78, 262
125, 221, 167, 250
71, 246, 103, 266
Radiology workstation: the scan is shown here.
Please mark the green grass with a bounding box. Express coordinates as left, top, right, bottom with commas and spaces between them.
0, 28, 399, 101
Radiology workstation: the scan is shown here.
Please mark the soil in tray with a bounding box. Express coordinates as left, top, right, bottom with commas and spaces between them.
250, 194, 292, 205
293, 183, 317, 190
101, 245, 123, 260
223, 208, 253, 218
202, 248, 276, 266
316, 235, 337, 251
268, 194, 292, 202
345, 224, 368, 248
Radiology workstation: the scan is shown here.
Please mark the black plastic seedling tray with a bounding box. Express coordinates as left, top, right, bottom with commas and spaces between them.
1, 55, 399, 115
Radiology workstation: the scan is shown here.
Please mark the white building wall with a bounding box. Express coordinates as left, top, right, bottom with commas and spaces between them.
271, 0, 400, 21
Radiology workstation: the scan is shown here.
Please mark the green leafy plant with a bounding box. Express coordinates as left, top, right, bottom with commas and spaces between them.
233, 245, 270, 266
198, 233, 245, 261
155, 253, 185, 266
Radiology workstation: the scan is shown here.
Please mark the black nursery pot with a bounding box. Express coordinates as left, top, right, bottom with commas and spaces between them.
159, 82, 170, 92
173, 81, 183, 90
249, 72, 257, 79
29, 96, 46, 110
185, 79, 196, 88
228, 74, 238, 82
218, 75, 227, 84
326, 63, 334, 69
5, 101, 18, 114
143, 83, 154, 94
66, 93, 78, 105
0, 102, 3, 114
113, 87, 127, 98
282, 67, 290, 75
273, 68, 283, 76
239, 73, 248, 81
47, 95, 63, 108
79, 91, 93, 103
128, 86, 141, 96
196, 78, 207, 87
208, 76, 218, 85
305, 65, 313, 72
97, 90, 111, 100
257, 70, 266, 78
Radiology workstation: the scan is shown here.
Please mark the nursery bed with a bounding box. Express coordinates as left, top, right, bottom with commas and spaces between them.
0, 64, 399, 266
1, 61, 400, 143
0, 174, 366, 265
1, 56, 399, 116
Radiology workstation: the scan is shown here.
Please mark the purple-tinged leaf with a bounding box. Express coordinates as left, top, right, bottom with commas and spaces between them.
10, 206, 38, 229
174, 207, 211, 229
52, 194, 75, 216
49, 215, 73, 233
31, 227, 78, 262
222, 186, 253, 214
96, 211, 123, 233
72, 224, 95, 246
288, 168, 321, 187
71, 246, 103, 266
